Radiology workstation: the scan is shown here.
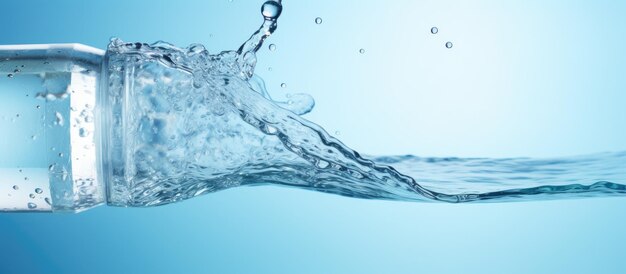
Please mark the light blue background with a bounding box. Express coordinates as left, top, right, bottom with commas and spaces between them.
1, 0, 625, 273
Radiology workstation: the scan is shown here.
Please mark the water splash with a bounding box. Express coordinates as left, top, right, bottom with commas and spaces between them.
103, 1, 626, 207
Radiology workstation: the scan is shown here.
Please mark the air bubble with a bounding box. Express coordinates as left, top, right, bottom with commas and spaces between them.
27, 202, 37, 209
261, 1, 282, 20
269, 44, 276, 51
446, 42, 453, 49
431, 27, 438, 34
315, 17, 323, 24
54, 112, 64, 126
35, 188, 43, 194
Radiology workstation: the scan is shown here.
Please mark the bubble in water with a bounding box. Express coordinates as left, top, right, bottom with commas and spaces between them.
261, 1, 282, 20
29, 193, 35, 199
315, 17, 323, 24
12, 185, 18, 190
54, 112, 64, 126
431, 27, 439, 34
27, 202, 37, 209
268, 44, 277, 51
359, 48, 365, 54
281, 83, 287, 88
446, 42, 453, 48
35, 188, 43, 194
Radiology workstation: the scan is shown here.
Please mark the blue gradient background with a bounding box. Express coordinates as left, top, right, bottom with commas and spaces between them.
1, 0, 626, 273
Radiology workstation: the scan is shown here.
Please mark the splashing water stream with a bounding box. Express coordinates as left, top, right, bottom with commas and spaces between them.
103, 1, 626, 206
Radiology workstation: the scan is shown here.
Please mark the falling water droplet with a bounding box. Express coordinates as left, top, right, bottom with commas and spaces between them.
281, 83, 287, 88
36, 105, 41, 109
27, 202, 37, 209
24, 177, 29, 181
12, 185, 19, 190
29, 193, 35, 199
7, 74, 13, 78
431, 27, 439, 34
35, 188, 43, 194
261, 1, 282, 20
315, 17, 323, 24
359, 48, 365, 54
44, 197, 52, 205
269, 44, 277, 51
446, 42, 453, 49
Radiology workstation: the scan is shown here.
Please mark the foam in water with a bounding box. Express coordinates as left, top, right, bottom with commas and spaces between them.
97, 0, 626, 207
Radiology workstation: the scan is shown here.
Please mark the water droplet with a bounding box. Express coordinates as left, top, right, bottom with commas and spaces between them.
29, 193, 35, 199
15, 114, 20, 118
261, 1, 282, 20
58, 152, 64, 157
48, 164, 55, 172
281, 83, 287, 88
24, 177, 29, 181
36, 105, 41, 109
446, 42, 453, 49
359, 48, 365, 54
12, 185, 19, 190
43, 61, 49, 65
18, 169, 22, 173
268, 67, 273, 71
7, 74, 13, 78
13, 68, 20, 73
35, 188, 43, 194
268, 44, 277, 51
335, 131, 341, 135
31, 135, 37, 140
79, 128, 89, 137
27, 202, 37, 209
44, 197, 51, 205
315, 17, 323, 24
431, 27, 439, 34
